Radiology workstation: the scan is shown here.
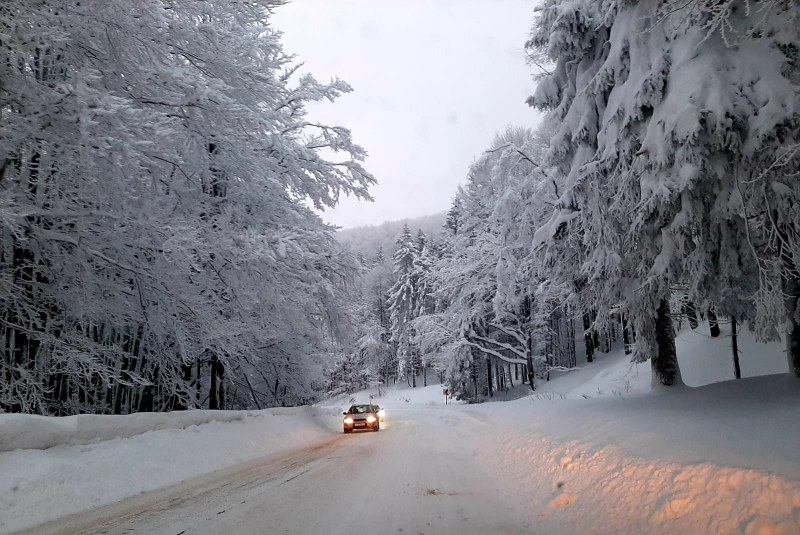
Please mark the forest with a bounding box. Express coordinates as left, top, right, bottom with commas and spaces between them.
2, 0, 799, 415
326, 0, 800, 399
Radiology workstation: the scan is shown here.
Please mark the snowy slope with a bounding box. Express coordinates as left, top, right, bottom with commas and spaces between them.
538, 320, 788, 398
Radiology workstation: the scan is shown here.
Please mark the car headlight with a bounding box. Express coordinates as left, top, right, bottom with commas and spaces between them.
377, 409, 385, 418
343, 417, 353, 424
367, 415, 377, 423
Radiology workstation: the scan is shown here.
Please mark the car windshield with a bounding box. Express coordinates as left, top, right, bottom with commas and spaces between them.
348, 405, 373, 414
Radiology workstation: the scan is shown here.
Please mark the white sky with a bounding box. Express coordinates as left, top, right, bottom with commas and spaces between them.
273, 0, 542, 229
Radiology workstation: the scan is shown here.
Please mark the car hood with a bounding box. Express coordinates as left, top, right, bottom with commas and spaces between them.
348, 414, 374, 421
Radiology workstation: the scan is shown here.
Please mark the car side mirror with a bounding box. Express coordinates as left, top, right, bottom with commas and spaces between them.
342, 411, 347, 415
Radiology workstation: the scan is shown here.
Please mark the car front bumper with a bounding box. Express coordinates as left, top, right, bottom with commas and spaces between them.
344, 420, 379, 431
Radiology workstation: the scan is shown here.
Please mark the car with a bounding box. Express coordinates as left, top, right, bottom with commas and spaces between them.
342, 404, 383, 433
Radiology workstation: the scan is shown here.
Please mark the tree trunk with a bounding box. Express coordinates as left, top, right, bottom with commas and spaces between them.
208, 355, 219, 411
525, 331, 535, 390
195, 358, 202, 407
652, 299, 682, 387
708, 308, 721, 338
582, 312, 594, 363
622, 313, 632, 355
486, 357, 493, 397
683, 295, 699, 330
731, 315, 741, 380
497, 361, 504, 391
784, 275, 800, 379
217, 361, 225, 409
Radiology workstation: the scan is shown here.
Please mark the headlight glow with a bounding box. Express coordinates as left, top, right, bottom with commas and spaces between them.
366, 415, 377, 423
377, 409, 385, 418
343, 417, 353, 424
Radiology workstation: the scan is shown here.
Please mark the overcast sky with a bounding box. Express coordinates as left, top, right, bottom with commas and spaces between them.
273, 0, 542, 229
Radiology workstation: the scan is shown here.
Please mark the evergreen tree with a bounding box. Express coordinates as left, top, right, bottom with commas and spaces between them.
387, 225, 420, 384
527, 0, 799, 384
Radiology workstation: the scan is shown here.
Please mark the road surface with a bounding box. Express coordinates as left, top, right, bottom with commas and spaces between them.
23, 409, 531, 535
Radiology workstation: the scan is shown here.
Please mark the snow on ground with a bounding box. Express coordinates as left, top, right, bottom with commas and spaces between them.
468, 372, 800, 534
1, 323, 797, 534
538, 320, 788, 399
1, 410, 259, 453
0, 407, 341, 534
484, 421, 800, 535
459, 324, 800, 534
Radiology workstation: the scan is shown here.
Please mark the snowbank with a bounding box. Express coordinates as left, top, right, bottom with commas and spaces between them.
0, 406, 341, 534
477, 374, 800, 478
0, 410, 255, 453
487, 427, 800, 535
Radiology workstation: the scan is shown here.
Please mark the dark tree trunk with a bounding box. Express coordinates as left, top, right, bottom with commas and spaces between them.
473, 361, 479, 399
652, 299, 682, 387
708, 308, 721, 338
113, 356, 129, 415
525, 331, 535, 390
731, 315, 741, 380
486, 357, 493, 397
583, 312, 594, 363
209, 355, 220, 410
784, 275, 800, 379
195, 358, 202, 407
217, 363, 225, 409
496, 361, 503, 391
172, 362, 193, 411
622, 313, 632, 355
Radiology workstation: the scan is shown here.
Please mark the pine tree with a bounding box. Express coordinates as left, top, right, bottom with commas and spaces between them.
388, 225, 420, 385
527, 0, 799, 384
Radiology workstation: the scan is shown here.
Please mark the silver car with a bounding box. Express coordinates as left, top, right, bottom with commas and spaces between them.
342, 404, 384, 433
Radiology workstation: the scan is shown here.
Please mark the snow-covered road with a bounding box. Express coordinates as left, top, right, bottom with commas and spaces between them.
22, 408, 528, 535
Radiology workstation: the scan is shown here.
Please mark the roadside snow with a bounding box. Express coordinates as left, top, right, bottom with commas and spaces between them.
0, 410, 258, 453
485, 425, 800, 535
468, 374, 800, 534
457, 324, 800, 535
0, 407, 341, 534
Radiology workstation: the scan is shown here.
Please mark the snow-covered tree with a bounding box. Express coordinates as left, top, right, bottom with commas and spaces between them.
527, 0, 800, 384
412, 125, 573, 398
387, 224, 420, 384
0, 0, 374, 413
